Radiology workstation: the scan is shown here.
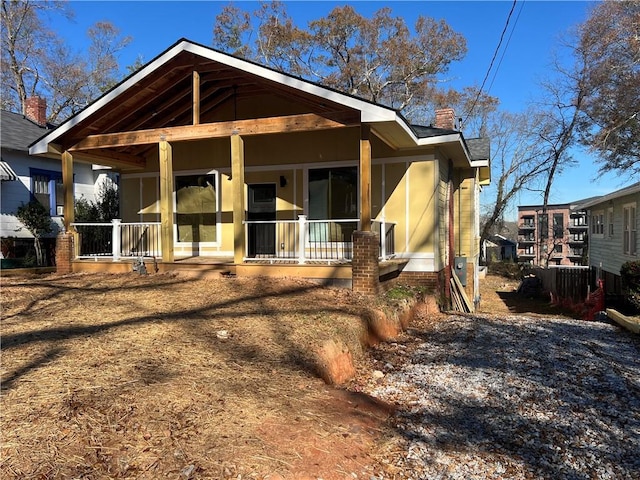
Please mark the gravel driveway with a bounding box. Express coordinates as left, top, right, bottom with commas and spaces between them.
360, 314, 640, 479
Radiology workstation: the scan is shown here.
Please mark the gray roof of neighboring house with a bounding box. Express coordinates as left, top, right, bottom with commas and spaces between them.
574, 182, 640, 210
466, 137, 490, 161
411, 124, 458, 138
1, 109, 51, 152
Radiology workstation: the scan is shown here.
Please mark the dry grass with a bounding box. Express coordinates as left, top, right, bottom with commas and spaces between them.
2, 270, 574, 479
1, 272, 400, 480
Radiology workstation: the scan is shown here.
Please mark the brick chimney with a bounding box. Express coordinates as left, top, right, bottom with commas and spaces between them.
25, 96, 47, 126
435, 108, 456, 130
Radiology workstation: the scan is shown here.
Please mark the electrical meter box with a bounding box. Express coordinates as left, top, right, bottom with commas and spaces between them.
454, 256, 468, 286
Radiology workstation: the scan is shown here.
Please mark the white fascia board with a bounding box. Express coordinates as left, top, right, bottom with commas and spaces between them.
416, 133, 461, 146
470, 159, 489, 168
417, 133, 472, 165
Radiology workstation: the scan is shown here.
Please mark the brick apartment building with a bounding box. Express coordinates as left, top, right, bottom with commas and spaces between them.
517, 202, 589, 266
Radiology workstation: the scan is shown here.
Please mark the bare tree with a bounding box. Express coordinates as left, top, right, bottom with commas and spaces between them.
479, 110, 550, 254
213, 1, 467, 122
0, 0, 69, 114
1, 0, 131, 123
532, 81, 584, 208
572, 0, 640, 174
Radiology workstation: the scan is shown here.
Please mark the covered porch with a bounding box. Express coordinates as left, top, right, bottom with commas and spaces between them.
67, 216, 400, 283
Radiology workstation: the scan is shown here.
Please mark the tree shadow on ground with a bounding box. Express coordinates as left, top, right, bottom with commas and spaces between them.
370, 314, 640, 479
495, 290, 582, 318
1, 273, 392, 479
1, 273, 368, 392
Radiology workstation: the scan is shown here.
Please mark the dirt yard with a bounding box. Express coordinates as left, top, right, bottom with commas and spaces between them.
1, 271, 588, 479
1, 271, 428, 479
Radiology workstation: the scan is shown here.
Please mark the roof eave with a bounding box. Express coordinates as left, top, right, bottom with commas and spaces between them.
573, 183, 640, 210
417, 133, 473, 166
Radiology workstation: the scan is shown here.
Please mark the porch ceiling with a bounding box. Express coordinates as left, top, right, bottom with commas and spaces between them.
49, 50, 362, 168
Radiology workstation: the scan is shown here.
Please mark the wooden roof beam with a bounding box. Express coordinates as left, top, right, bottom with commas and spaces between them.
69, 113, 359, 151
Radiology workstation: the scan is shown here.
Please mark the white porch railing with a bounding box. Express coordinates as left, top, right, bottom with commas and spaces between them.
70, 216, 396, 264
244, 215, 396, 264
71, 220, 161, 260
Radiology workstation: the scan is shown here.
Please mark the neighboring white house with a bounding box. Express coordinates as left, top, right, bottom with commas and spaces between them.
1, 98, 109, 261
574, 182, 640, 295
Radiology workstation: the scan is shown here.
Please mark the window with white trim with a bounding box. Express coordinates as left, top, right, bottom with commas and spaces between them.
30, 168, 64, 216
623, 203, 637, 256
607, 207, 614, 236
591, 211, 604, 236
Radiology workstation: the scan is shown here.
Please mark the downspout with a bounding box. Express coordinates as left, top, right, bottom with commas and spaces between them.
447, 159, 454, 305
458, 169, 462, 256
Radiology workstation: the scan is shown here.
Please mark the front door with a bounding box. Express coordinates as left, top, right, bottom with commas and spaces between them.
247, 183, 276, 256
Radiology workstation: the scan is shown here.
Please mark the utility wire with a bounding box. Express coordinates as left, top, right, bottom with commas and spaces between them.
488, 0, 525, 94
463, 0, 519, 126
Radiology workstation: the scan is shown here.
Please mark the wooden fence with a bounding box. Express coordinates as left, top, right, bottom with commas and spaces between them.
532, 267, 592, 302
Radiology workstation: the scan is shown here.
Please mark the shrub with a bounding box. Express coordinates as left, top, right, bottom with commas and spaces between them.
487, 261, 529, 279
15, 200, 53, 266
620, 261, 640, 314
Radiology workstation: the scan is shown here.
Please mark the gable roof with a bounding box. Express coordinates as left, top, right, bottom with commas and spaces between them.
29, 38, 475, 167
574, 182, 640, 210
1, 110, 52, 152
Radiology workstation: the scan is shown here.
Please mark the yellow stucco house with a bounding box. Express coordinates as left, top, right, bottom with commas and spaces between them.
29, 39, 489, 306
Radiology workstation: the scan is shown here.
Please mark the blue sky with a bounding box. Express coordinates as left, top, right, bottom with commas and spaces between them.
56, 0, 632, 219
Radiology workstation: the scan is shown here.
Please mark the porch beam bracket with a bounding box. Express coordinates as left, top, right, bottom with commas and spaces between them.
68, 113, 357, 151
159, 140, 175, 263
231, 133, 246, 264
193, 71, 200, 125
360, 124, 372, 232
61, 151, 75, 232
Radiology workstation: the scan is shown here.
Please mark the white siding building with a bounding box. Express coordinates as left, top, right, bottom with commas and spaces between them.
1, 100, 108, 262
575, 182, 640, 295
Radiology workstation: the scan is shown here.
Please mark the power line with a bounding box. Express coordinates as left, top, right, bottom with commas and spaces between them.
463, 0, 519, 126
488, 0, 525, 94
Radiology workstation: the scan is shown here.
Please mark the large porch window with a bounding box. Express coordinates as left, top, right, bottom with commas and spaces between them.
175, 174, 217, 243
308, 166, 358, 242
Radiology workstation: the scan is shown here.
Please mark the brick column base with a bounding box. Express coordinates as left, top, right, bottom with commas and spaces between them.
55, 232, 74, 274
352, 230, 380, 295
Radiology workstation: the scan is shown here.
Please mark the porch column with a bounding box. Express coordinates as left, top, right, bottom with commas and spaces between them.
159, 140, 174, 262
360, 125, 372, 232
231, 133, 246, 264
61, 151, 75, 232
352, 230, 380, 295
